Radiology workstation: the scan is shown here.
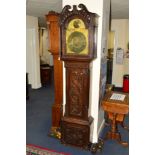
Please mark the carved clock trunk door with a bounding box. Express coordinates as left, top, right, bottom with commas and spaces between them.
61, 61, 92, 148
60, 4, 98, 149
65, 62, 89, 120
46, 12, 63, 136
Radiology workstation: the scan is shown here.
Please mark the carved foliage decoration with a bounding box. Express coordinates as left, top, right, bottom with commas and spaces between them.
59, 4, 95, 28
68, 68, 89, 117
59, 4, 98, 28
63, 123, 89, 146
70, 70, 83, 116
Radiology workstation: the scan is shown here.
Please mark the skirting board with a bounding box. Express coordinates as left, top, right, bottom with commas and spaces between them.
97, 118, 105, 137
90, 118, 105, 143
31, 83, 42, 89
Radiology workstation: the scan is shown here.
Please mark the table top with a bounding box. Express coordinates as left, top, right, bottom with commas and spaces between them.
103, 91, 129, 104
102, 91, 129, 114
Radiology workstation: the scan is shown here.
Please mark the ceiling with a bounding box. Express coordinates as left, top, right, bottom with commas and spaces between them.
26, 0, 129, 27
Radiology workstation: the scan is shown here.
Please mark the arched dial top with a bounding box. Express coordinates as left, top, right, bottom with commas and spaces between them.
66, 18, 88, 55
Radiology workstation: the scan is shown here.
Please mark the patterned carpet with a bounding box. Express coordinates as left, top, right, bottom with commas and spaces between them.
26, 144, 71, 155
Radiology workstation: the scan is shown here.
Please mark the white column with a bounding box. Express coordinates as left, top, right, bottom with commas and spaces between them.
26, 16, 41, 89
97, 0, 110, 137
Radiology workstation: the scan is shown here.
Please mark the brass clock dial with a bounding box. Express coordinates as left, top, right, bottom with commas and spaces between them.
68, 31, 86, 53
66, 19, 88, 55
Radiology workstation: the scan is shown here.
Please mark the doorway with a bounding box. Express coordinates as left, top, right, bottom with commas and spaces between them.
106, 31, 115, 84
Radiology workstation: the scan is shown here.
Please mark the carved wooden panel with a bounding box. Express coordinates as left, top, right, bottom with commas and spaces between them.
65, 61, 89, 120
60, 4, 92, 27
61, 120, 89, 148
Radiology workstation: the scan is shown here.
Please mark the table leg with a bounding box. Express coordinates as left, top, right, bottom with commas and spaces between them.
120, 122, 129, 131
104, 113, 128, 147
104, 113, 121, 140
104, 112, 110, 126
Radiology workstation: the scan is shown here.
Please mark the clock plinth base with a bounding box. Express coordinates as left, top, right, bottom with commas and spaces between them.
61, 116, 93, 149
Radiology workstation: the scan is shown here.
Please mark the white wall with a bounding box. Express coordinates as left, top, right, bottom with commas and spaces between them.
62, 0, 109, 143
97, 0, 110, 137
26, 15, 41, 89
40, 29, 53, 66
111, 19, 129, 87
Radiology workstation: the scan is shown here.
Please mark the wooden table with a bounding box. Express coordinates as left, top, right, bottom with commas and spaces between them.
102, 91, 129, 146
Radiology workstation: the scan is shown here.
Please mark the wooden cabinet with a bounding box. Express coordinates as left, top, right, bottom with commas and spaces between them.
40, 65, 51, 85
46, 11, 63, 136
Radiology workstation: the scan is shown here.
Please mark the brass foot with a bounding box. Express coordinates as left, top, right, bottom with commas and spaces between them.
90, 138, 104, 153
49, 127, 61, 139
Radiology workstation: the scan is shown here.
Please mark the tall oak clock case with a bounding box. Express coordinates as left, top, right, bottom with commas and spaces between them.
59, 4, 98, 149
46, 11, 63, 133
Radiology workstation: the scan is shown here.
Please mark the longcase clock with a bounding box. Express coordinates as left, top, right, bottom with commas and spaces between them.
59, 4, 98, 149
46, 11, 63, 138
